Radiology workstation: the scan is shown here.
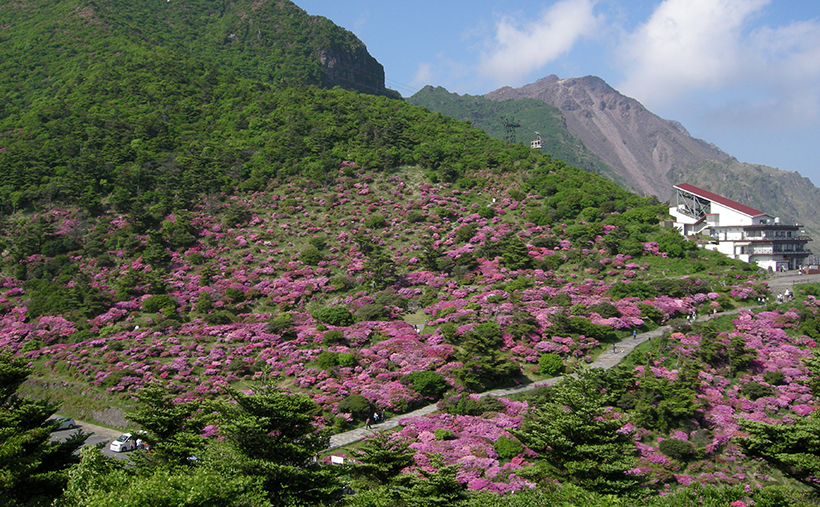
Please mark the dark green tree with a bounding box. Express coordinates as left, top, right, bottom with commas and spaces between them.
399, 454, 467, 507
58, 447, 271, 507
209, 386, 339, 506
738, 414, 820, 491
500, 233, 533, 271
348, 433, 414, 486
514, 367, 641, 496
124, 385, 206, 467
0, 354, 88, 507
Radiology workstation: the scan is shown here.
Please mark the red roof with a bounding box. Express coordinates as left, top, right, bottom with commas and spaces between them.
674, 183, 766, 217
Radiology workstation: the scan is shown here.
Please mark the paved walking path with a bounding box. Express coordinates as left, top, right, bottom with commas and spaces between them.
327, 305, 758, 450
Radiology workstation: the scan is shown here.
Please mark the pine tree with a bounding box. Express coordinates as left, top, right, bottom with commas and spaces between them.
0, 354, 88, 506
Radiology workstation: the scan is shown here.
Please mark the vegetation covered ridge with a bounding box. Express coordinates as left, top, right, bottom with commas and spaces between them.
2, 1, 820, 506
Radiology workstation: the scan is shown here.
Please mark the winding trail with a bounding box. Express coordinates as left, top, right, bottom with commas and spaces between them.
327, 305, 759, 450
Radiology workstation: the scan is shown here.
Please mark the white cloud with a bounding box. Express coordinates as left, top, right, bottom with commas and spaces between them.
617, 0, 820, 128
479, 0, 601, 85
411, 63, 434, 89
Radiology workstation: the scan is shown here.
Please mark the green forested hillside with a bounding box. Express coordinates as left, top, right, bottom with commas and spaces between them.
0, 0, 394, 97
3, 2, 818, 507
0, 0, 541, 216
408, 85, 634, 192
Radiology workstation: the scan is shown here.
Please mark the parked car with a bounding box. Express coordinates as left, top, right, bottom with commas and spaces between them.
109, 433, 138, 452
46, 417, 77, 430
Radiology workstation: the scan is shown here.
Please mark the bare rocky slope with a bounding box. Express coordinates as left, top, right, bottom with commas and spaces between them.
485, 75, 730, 200
485, 75, 820, 238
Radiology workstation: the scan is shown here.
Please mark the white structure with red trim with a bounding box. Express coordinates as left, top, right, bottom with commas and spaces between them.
669, 183, 811, 271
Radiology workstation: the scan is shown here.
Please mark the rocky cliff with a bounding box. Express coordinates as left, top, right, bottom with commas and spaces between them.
485, 75, 730, 200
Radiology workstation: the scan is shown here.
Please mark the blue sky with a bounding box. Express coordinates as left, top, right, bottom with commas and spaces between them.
296, 0, 820, 186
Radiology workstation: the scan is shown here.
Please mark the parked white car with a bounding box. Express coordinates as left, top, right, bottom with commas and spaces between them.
109, 433, 138, 452
46, 417, 76, 430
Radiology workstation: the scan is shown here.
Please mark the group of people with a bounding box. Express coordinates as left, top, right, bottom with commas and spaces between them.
776, 289, 794, 304
365, 409, 386, 430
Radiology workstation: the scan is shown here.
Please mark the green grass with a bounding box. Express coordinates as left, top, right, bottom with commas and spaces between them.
19, 376, 137, 430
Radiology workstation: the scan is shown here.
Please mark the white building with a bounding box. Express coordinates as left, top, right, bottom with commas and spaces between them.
669, 183, 811, 271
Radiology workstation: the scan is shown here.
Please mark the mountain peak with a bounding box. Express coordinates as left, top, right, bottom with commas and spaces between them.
484, 75, 729, 200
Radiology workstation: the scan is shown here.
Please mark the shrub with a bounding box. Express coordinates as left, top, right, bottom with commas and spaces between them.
100, 369, 140, 388
549, 293, 573, 307
407, 210, 426, 223
588, 301, 620, 319
203, 310, 235, 325
638, 303, 664, 324
438, 323, 458, 343
658, 438, 696, 461
438, 395, 483, 416
224, 206, 252, 227
194, 292, 213, 314
610, 282, 658, 300
536, 254, 563, 271
505, 276, 534, 292
316, 351, 340, 371
143, 294, 176, 314
478, 206, 495, 219
403, 371, 449, 399
308, 235, 328, 250
65, 329, 96, 344
373, 289, 407, 309
364, 214, 387, 229
312, 306, 355, 326
322, 330, 345, 346
479, 396, 505, 413
300, 246, 323, 266
20, 340, 44, 353
494, 436, 523, 459
538, 353, 564, 376
266, 312, 293, 333
223, 287, 245, 303
354, 303, 388, 321
337, 353, 357, 367
434, 428, 455, 441
741, 381, 775, 400
337, 394, 372, 420
455, 224, 477, 243
763, 370, 786, 386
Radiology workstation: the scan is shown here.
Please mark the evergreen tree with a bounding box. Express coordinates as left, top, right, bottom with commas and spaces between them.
514, 367, 641, 496
0, 354, 88, 507
738, 414, 820, 491
208, 386, 340, 506
349, 433, 415, 487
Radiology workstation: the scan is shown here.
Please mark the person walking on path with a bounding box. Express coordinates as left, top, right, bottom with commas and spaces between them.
365, 417, 371, 430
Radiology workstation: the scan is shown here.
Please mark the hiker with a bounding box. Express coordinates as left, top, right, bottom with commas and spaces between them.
379, 409, 385, 421
373, 411, 379, 423
365, 417, 371, 429
633, 330, 637, 340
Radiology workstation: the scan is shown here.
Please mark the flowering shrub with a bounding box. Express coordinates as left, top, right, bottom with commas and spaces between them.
0, 170, 782, 497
